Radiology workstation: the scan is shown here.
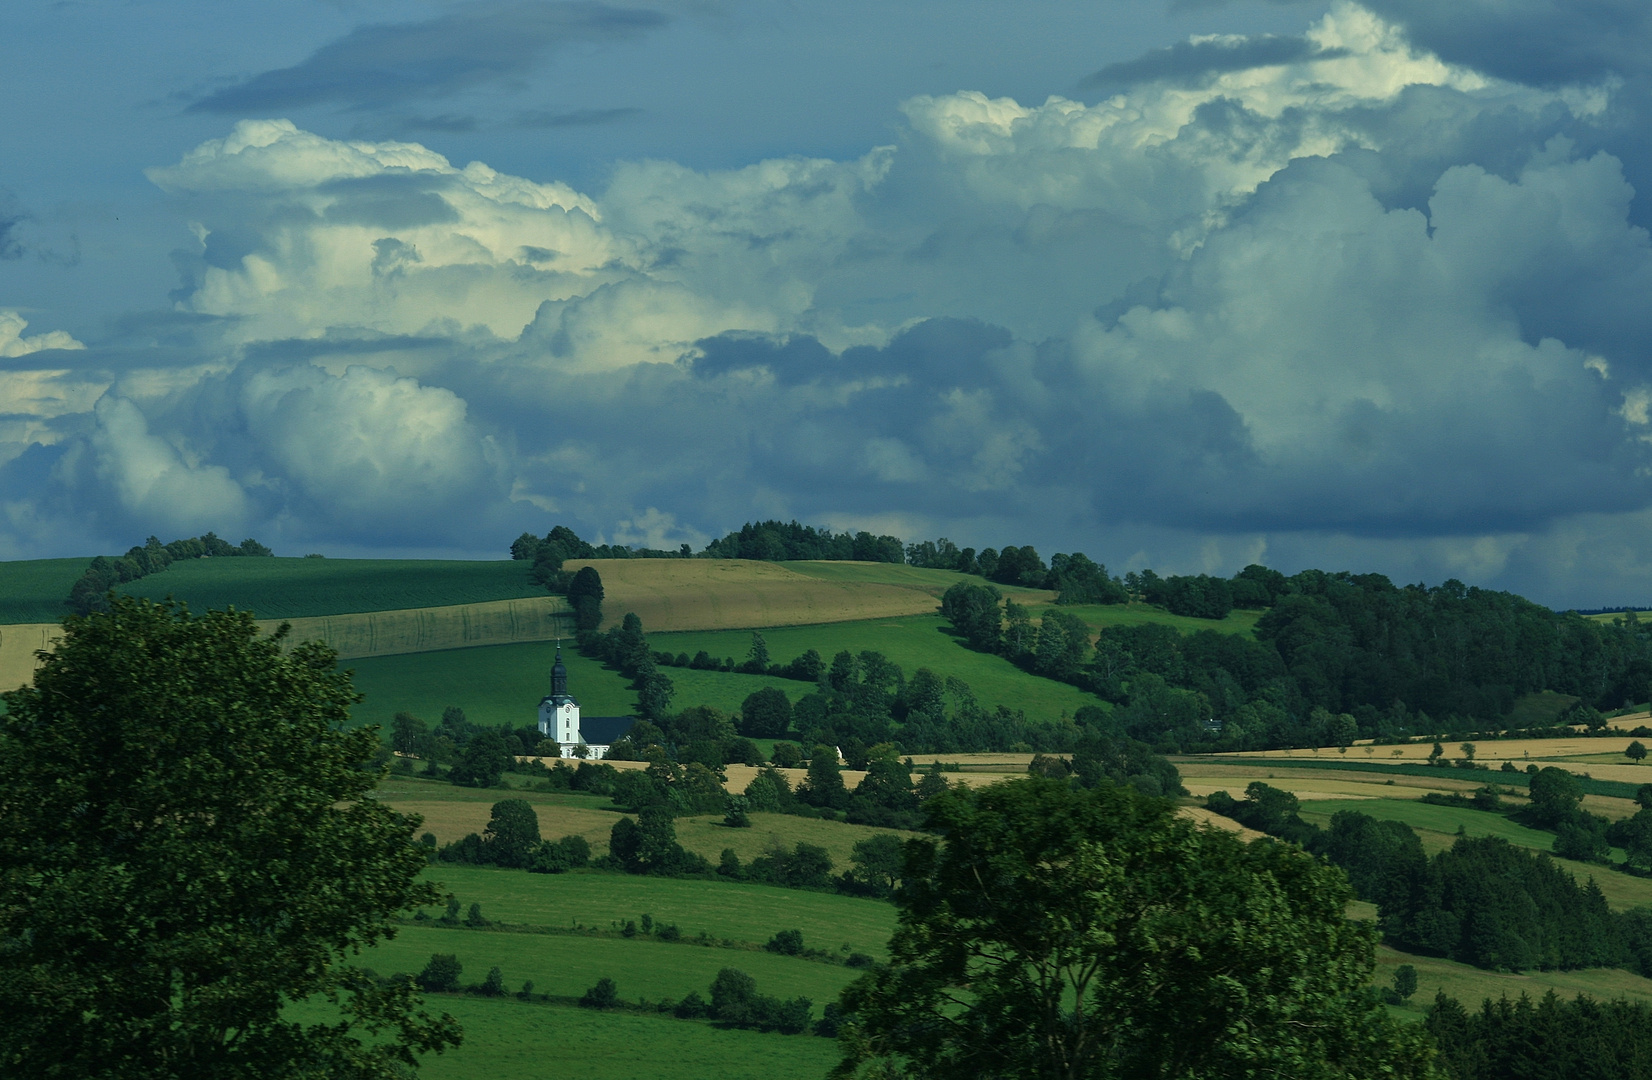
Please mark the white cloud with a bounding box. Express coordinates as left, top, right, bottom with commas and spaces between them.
0, 310, 84, 357
87, 395, 250, 535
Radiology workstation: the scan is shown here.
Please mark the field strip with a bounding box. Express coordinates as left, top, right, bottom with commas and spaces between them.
260, 595, 573, 660
0, 623, 60, 692
0, 597, 575, 689
562, 558, 941, 633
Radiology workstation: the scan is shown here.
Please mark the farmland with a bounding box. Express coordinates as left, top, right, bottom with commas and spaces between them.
650, 615, 1102, 721
0, 557, 90, 624
118, 556, 546, 617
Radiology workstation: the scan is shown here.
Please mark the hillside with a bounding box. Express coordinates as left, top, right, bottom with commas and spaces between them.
0, 558, 92, 624
119, 557, 545, 618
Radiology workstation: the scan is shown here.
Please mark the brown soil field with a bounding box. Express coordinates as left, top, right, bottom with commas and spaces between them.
560, 558, 943, 633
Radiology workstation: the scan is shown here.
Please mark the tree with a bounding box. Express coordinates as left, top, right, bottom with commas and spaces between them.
1629, 740, 1648, 763
1393, 965, 1418, 1001
1526, 766, 1584, 827
802, 744, 852, 811
0, 596, 460, 1079
580, 977, 618, 1009
416, 954, 463, 993
482, 798, 542, 868
833, 778, 1435, 1080
743, 630, 771, 674
567, 565, 604, 632
449, 727, 510, 787
739, 686, 793, 738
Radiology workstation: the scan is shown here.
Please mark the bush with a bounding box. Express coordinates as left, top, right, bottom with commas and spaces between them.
580, 977, 619, 1009
846, 952, 875, 968
416, 954, 462, 993
464, 902, 487, 928
765, 929, 804, 956
479, 966, 506, 997
674, 990, 709, 1018
770, 742, 803, 769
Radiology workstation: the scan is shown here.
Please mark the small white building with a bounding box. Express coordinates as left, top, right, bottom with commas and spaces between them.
536, 644, 634, 759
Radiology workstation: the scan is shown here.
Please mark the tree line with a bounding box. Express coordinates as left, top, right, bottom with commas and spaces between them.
65, 532, 274, 614
944, 572, 1652, 751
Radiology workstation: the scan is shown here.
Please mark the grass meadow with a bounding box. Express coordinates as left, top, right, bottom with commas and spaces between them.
384, 995, 840, 1080
0, 557, 89, 624
418, 864, 898, 958
120, 557, 543, 618
358, 923, 860, 1010
650, 615, 1102, 722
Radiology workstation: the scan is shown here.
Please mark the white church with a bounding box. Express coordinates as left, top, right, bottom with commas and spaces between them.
537, 644, 634, 759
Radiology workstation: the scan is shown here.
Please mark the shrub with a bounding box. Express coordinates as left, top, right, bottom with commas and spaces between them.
674, 990, 709, 1018
465, 902, 487, 927
846, 952, 875, 968
766, 929, 804, 956
416, 954, 462, 993
580, 977, 619, 1009
480, 966, 506, 997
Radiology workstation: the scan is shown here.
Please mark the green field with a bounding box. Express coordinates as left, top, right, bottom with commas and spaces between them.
120, 557, 543, 619
1059, 602, 1262, 638
348, 643, 634, 731
347, 642, 811, 731
651, 616, 1103, 722
1374, 945, 1652, 1020
0, 558, 90, 623
360, 923, 860, 1011
419, 865, 897, 959
382, 995, 839, 1080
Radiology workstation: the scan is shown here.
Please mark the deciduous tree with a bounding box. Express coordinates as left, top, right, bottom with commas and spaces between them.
0, 597, 460, 1079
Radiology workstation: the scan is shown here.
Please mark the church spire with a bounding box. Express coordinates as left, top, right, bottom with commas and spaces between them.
551, 641, 568, 699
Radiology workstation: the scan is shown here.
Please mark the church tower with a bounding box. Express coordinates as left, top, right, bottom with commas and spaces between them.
536, 643, 581, 749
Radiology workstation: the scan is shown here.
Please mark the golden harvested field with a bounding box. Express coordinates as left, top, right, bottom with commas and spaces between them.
1182, 805, 1268, 841
1177, 761, 1496, 795
0, 622, 57, 691
260, 595, 571, 661
1228, 737, 1651, 766
561, 558, 944, 633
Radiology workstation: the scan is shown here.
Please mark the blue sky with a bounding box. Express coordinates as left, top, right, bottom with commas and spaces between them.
3, 0, 1652, 608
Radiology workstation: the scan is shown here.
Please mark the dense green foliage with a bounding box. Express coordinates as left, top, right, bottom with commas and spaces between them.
945, 571, 1652, 751
1426, 991, 1652, 1080
704, 520, 906, 563
834, 778, 1436, 1080
1208, 784, 1652, 976
0, 597, 458, 1079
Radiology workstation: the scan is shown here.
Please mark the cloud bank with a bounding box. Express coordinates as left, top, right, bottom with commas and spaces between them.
7, 1, 1652, 606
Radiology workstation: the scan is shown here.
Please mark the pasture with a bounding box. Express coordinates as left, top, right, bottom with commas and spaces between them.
120, 557, 544, 618
264, 596, 571, 661
0, 557, 89, 624
420, 864, 898, 958
359, 923, 860, 1011
333, 995, 840, 1080
1374, 946, 1652, 1020
650, 615, 1103, 722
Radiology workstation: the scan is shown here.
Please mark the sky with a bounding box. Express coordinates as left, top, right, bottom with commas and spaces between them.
3, 0, 1652, 609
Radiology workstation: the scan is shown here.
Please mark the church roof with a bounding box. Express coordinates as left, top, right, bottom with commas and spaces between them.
579, 716, 635, 745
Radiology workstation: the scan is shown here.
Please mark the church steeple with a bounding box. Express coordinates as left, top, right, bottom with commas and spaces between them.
551, 642, 568, 699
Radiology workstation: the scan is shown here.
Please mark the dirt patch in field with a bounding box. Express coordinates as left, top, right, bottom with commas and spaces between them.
563, 558, 941, 633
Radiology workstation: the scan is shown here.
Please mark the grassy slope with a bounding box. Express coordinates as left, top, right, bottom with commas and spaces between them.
651, 616, 1102, 722
0, 558, 90, 623
378, 777, 917, 877
391, 996, 839, 1080
422, 865, 897, 959
361, 923, 859, 1011
120, 558, 543, 619
346, 642, 809, 731
1375, 945, 1652, 1019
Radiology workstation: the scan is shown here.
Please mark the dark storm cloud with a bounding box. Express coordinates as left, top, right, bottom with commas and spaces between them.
1082, 34, 1342, 89
514, 106, 642, 128
188, 1, 669, 113
1361, 0, 1652, 86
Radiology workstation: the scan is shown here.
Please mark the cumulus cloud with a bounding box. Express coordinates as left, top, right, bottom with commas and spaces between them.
188, 1, 669, 114
11, 1, 1652, 604
0, 311, 85, 357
